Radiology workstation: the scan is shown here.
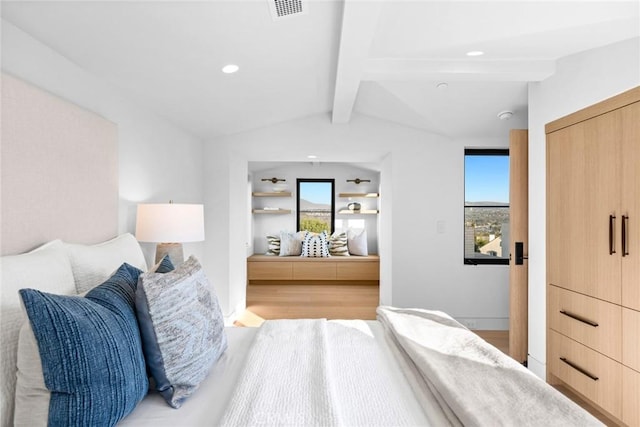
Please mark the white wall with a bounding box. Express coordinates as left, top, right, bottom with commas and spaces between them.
205, 114, 510, 327
527, 37, 640, 378
250, 163, 380, 254
1, 20, 206, 268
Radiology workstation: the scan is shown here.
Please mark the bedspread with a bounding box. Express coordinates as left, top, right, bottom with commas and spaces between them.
377, 306, 603, 427
219, 318, 431, 426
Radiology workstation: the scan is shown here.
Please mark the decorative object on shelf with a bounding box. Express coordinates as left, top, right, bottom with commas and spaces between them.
346, 178, 370, 184
261, 177, 286, 184
135, 201, 205, 265
347, 202, 361, 211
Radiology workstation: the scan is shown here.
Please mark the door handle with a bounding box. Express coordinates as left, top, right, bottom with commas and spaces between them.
622, 215, 629, 257
609, 215, 616, 255
514, 242, 528, 265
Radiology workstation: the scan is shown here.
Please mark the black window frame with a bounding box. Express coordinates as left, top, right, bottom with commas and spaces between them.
464, 148, 510, 266
296, 178, 335, 234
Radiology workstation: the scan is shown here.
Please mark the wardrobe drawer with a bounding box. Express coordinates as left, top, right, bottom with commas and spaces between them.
548, 285, 621, 361
623, 307, 640, 371
548, 330, 622, 419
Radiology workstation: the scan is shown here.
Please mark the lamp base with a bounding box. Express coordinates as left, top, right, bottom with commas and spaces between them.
155, 243, 184, 265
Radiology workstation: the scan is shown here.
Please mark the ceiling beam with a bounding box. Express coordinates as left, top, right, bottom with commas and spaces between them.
362, 58, 556, 82
331, 0, 382, 124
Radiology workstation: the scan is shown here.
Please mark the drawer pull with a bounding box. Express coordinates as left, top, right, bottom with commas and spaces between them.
560, 357, 599, 381
559, 310, 599, 327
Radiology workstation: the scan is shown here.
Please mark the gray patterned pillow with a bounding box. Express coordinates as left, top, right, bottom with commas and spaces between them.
265, 235, 280, 255
135, 256, 227, 408
328, 232, 350, 256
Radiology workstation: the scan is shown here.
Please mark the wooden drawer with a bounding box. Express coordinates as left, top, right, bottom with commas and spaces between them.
623, 366, 640, 427
548, 285, 621, 361
248, 261, 292, 280
548, 330, 622, 419
336, 261, 379, 280
623, 307, 640, 371
292, 262, 336, 280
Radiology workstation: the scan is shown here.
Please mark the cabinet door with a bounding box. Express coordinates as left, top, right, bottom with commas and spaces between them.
621, 101, 640, 310
547, 111, 622, 304
623, 366, 640, 427
248, 261, 292, 280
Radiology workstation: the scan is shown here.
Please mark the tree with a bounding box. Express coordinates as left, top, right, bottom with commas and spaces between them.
300, 218, 329, 233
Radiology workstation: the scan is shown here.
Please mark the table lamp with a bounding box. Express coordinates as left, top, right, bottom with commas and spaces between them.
135, 202, 205, 265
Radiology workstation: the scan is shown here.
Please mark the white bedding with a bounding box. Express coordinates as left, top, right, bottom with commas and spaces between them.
119, 320, 450, 426
118, 327, 258, 426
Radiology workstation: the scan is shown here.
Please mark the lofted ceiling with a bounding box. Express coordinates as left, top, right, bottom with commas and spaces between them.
2, 1, 638, 140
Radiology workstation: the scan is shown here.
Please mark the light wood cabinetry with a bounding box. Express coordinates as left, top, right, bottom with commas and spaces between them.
247, 254, 380, 284
546, 87, 640, 426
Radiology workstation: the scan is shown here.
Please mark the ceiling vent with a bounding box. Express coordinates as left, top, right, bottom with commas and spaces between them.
268, 0, 307, 21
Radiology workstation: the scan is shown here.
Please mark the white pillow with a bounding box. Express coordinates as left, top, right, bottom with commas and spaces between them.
279, 231, 305, 256
65, 233, 147, 294
347, 229, 368, 256
14, 314, 48, 427
0, 240, 76, 427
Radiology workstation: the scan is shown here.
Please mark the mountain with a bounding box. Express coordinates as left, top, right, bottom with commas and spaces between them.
300, 199, 331, 211
464, 201, 509, 207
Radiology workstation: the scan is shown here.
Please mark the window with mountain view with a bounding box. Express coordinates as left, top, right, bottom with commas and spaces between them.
297, 179, 335, 234
464, 149, 509, 265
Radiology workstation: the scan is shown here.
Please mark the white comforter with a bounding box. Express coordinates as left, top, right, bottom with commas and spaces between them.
219, 308, 603, 427
219, 318, 431, 426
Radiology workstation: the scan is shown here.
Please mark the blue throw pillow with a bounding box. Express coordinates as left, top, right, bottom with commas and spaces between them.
19, 263, 149, 426
151, 254, 175, 273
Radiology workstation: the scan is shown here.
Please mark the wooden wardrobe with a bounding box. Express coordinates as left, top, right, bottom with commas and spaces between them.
546, 87, 640, 425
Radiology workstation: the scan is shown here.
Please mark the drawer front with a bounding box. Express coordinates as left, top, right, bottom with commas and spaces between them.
548, 330, 622, 419
623, 307, 640, 371
292, 262, 336, 280
623, 366, 640, 427
248, 261, 292, 280
548, 285, 621, 361
336, 262, 379, 280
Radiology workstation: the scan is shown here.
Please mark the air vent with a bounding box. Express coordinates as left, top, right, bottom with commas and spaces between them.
268, 0, 307, 20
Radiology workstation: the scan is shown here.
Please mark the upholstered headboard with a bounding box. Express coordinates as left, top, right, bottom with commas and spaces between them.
1, 73, 118, 255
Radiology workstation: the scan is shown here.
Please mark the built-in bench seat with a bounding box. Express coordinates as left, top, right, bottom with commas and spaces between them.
247, 254, 380, 285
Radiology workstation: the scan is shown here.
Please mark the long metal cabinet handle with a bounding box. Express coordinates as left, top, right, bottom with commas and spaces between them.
622, 215, 629, 257
559, 310, 599, 327
609, 215, 616, 255
560, 357, 599, 381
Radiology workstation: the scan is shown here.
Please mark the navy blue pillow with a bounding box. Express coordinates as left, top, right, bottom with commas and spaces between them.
153, 254, 175, 273
19, 263, 148, 426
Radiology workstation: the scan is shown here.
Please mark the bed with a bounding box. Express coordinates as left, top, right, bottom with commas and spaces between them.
1, 75, 601, 426
0, 234, 603, 427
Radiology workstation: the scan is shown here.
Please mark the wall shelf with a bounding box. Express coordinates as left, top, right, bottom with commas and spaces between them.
338, 209, 378, 215
338, 192, 379, 198
252, 192, 291, 197
252, 209, 291, 214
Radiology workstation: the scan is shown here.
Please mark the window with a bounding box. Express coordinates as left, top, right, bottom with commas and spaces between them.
297, 179, 335, 234
464, 149, 509, 265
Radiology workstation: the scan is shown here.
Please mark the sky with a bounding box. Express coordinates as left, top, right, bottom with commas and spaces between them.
465, 154, 509, 203
299, 181, 332, 204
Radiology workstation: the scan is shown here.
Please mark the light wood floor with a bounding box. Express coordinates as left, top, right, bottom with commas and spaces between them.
239, 282, 611, 423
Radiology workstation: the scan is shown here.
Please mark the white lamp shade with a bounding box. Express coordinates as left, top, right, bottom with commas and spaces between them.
135, 203, 205, 243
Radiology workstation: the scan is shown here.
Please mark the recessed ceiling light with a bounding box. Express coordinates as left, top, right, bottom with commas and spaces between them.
436, 82, 448, 90
466, 51, 484, 57
307, 155, 317, 159
222, 64, 239, 74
